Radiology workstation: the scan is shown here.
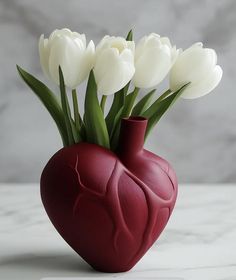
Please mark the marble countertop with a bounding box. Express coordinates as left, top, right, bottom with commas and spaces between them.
0, 184, 235, 280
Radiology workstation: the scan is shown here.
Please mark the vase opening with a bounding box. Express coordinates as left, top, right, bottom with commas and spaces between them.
117, 116, 148, 162
123, 116, 147, 122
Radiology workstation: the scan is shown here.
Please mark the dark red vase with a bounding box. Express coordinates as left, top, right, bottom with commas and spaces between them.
40, 117, 178, 272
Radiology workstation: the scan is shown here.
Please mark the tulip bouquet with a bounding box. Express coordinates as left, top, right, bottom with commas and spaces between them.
17, 28, 222, 151
16, 28, 223, 272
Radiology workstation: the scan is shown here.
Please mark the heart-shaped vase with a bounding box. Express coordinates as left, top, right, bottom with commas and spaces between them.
40, 117, 177, 272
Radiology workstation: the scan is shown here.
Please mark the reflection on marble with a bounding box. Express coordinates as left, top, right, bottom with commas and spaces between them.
0, 0, 235, 183
0, 184, 236, 280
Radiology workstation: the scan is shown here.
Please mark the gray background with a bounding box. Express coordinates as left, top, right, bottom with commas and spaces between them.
0, 0, 235, 183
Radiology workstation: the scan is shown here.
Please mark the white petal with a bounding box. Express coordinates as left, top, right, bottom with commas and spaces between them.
170, 46, 218, 91
145, 35, 162, 49
160, 37, 171, 48
38, 34, 50, 77
72, 32, 86, 45
48, 36, 80, 87
66, 37, 94, 88
126, 40, 135, 53
39, 28, 92, 88
60, 28, 73, 35
134, 34, 177, 88
96, 35, 112, 54
192, 42, 203, 48
119, 49, 134, 68
49, 36, 68, 85
135, 35, 148, 59
94, 48, 117, 85
94, 48, 135, 95
171, 47, 180, 65
181, 65, 223, 99
75, 40, 95, 86
48, 29, 59, 42
133, 45, 172, 88
149, 33, 161, 39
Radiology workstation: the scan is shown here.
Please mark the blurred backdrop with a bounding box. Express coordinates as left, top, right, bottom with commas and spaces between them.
0, 0, 235, 183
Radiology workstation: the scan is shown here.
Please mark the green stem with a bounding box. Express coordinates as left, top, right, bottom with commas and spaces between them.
59, 67, 82, 145
105, 82, 130, 135
72, 89, 82, 131
110, 87, 140, 151
59, 68, 74, 146
100, 95, 107, 114
122, 87, 140, 117
131, 89, 156, 116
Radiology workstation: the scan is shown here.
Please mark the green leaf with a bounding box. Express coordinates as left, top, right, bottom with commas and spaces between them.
84, 70, 110, 149
105, 83, 129, 135
79, 122, 87, 141
123, 81, 130, 96
16, 65, 68, 146
142, 83, 190, 139
110, 106, 124, 140
126, 29, 133, 41
141, 89, 171, 119
131, 89, 156, 116
59, 67, 81, 145
121, 87, 139, 117
72, 89, 82, 131
110, 113, 123, 151
100, 95, 107, 114
110, 87, 139, 151
156, 88, 172, 101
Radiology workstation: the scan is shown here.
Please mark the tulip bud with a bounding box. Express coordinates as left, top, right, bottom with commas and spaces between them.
39, 28, 95, 89
170, 43, 223, 99
133, 33, 179, 88
93, 36, 135, 95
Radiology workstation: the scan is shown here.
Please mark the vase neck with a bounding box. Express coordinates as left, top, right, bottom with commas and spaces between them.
117, 117, 148, 160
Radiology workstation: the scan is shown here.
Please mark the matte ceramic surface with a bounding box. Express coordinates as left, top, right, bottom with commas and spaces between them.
40, 117, 178, 272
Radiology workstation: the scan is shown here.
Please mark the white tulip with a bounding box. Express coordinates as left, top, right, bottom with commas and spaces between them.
93, 35, 135, 95
170, 43, 223, 99
133, 33, 179, 88
39, 28, 95, 89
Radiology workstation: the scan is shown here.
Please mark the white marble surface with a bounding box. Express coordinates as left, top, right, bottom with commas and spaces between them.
0, 0, 235, 183
0, 184, 236, 280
